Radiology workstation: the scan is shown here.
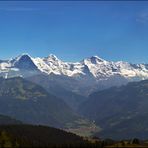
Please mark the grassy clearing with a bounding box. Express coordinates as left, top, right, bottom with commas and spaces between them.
64, 119, 101, 137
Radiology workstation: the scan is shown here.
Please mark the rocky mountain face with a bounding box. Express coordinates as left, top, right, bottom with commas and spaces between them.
0, 53, 148, 96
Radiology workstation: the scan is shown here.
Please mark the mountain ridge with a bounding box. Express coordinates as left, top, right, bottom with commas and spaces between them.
0, 53, 148, 95
1, 53, 147, 78
0, 77, 82, 128
78, 79, 148, 139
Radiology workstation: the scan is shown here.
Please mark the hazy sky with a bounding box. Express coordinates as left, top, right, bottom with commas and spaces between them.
0, 1, 148, 63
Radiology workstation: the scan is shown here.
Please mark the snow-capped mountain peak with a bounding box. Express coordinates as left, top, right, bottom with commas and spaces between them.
46, 54, 59, 60
11, 53, 38, 70
90, 55, 106, 62
0, 53, 147, 83
11, 53, 32, 63
82, 55, 107, 65
0, 53, 148, 95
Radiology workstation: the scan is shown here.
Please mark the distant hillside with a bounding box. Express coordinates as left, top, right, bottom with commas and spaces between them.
79, 80, 148, 139
27, 74, 87, 111
0, 77, 81, 128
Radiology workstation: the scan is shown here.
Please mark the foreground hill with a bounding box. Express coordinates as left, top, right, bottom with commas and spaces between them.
79, 80, 148, 139
0, 124, 148, 148
0, 77, 81, 128
0, 114, 21, 125
0, 124, 97, 148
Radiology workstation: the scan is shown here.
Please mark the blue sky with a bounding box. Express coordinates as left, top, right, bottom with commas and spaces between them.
0, 1, 148, 63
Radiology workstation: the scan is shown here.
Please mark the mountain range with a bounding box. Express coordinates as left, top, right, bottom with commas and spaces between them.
0, 53, 148, 96
0, 53, 148, 139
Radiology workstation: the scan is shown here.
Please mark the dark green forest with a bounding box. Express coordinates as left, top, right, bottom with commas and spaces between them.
0, 124, 147, 148
0, 124, 102, 148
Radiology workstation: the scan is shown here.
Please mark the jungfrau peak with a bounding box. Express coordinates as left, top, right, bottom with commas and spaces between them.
0, 53, 148, 95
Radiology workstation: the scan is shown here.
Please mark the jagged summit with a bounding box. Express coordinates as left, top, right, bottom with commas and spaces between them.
47, 54, 59, 60
91, 55, 105, 61
14, 53, 32, 60
11, 53, 38, 70
86, 55, 106, 64
81, 55, 105, 63
10, 53, 31, 63
20, 53, 31, 57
